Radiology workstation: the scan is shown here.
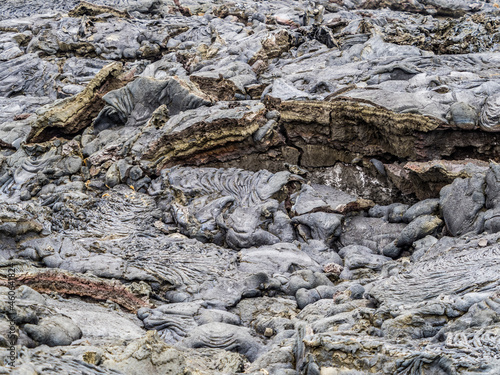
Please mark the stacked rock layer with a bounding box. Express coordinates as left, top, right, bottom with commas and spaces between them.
1, 0, 500, 374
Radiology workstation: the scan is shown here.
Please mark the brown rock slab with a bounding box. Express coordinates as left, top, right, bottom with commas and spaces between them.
0, 268, 150, 312
279, 98, 445, 166
68, 1, 131, 18
249, 30, 293, 66
27, 62, 133, 143
190, 74, 238, 101
140, 101, 282, 172
385, 159, 490, 199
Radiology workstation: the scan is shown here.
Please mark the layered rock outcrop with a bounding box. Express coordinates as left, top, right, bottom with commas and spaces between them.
2, 0, 500, 374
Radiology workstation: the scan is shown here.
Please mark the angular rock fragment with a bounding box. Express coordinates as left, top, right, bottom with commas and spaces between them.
27, 62, 131, 143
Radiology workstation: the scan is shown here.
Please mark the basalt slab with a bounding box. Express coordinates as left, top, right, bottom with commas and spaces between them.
385, 159, 490, 200
27, 62, 132, 143
0, 53, 59, 99
132, 94, 500, 194
137, 101, 284, 173
163, 166, 302, 248
278, 98, 500, 166
93, 75, 212, 130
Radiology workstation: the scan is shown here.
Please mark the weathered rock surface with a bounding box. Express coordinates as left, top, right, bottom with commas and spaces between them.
2, 0, 500, 373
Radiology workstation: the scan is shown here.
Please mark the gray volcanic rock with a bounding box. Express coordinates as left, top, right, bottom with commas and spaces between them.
239, 243, 321, 275
342, 245, 390, 271
291, 212, 342, 244
94, 76, 211, 131
180, 322, 262, 361
440, 173, 486, 236
396, 214, 443, 248
137, 302, 209, 344
232, 297, 297, 335
369, 232, 500, 307
340, 216, 406, 252
24, 316, 82, 347
162, 167, 302, 248
2, 0, 500, 373
402, 198, 440, 223
0, 53, 58, 99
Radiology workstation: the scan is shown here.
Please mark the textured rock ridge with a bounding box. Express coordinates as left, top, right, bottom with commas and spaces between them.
2, 0, 500, 374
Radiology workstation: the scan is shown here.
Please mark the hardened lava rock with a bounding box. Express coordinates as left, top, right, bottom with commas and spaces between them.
2, 0, 500, 373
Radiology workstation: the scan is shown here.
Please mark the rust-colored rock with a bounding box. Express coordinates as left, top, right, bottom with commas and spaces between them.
13, 113, 31, 121
0, 268, 150, 312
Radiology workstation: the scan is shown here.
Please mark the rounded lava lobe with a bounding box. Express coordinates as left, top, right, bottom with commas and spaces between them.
2, 0, 500, 373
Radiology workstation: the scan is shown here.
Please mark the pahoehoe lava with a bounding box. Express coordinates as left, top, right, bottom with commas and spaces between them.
1, 0, 500, 374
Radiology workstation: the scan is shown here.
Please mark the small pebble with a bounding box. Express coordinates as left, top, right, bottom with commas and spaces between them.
478, 239, 488, 247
